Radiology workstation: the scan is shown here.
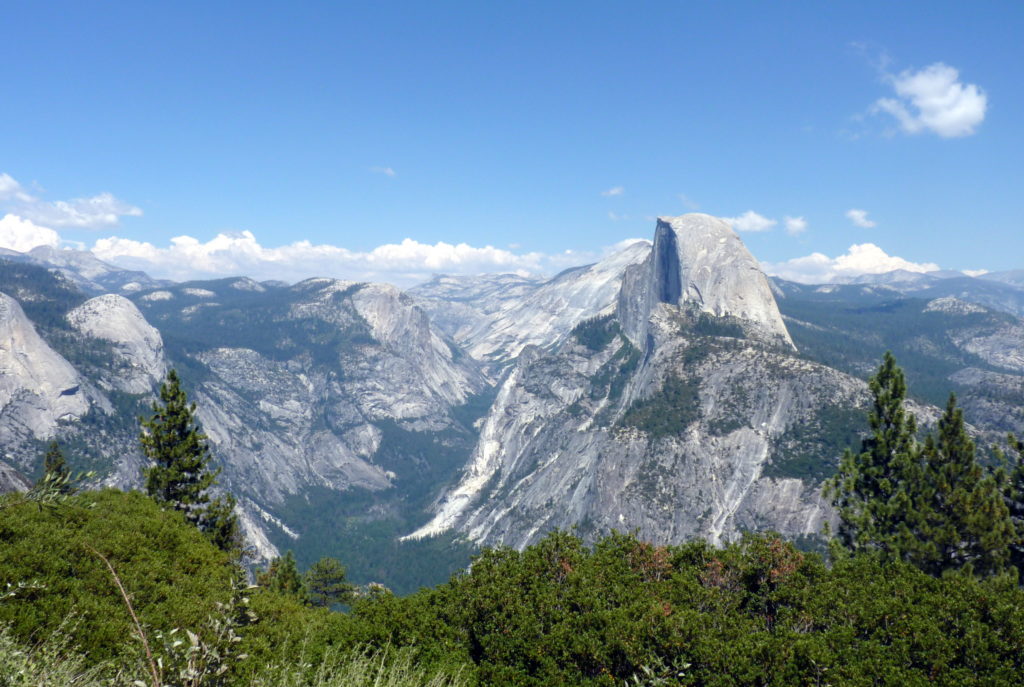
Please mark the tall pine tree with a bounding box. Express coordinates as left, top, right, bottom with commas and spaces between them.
915, 394, 1015, 576
827, 352, 925, 560
140, 369, 239, 554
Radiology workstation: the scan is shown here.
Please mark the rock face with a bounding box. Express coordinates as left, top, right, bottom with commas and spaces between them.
66, 295, 167, 393
409, 216, 846, 549
412, 241, 652, 373
120, 277, 490, 559
618, 215, 793, 350
0, 460, 31, 494
409, 305, 861, 547
0, 292, 88, 443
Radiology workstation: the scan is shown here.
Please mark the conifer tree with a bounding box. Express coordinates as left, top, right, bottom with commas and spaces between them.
304, 556, 354, 607
257, 550, 307, 602
827, 352, 924, 559
916, 394, 1015, 576
140, 369, 239, 554
38, 440, 72, 493
999, 433, 1024, 574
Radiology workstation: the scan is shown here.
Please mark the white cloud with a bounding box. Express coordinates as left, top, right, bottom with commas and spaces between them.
0, 174, 35, 203
370, 166, 396, 177
0, 172, 142, 229
601, 186, 624, 197
24, 192, 143, 228
845, 208, 876, 228
91, 231, 595, 287
725, 210, 776, 232
784, 216, 807, 236
963, 269, 989, 278
0, 214, 61, 252
872, 62, 987, 138
677, 193, 700, 210
763, 243, 940, 284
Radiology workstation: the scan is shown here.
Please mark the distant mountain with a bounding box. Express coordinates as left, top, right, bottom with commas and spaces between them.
411, 241, 652, 374
409, 215, 857, 549
980, 269, 1024, 289
0, 226, 1022, 590
0, 245, 169, 294
800, 269, 1024, 319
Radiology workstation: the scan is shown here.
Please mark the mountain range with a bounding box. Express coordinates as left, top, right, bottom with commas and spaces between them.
1, 215, 1021, 591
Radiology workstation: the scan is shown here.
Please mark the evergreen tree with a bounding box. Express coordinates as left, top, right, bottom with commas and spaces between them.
38, 440, 72, 493
999, 433, 1024, 575
827, 352, 925, 560
916, 394, 1015, 576
304, 556, 354, 608
257, 551, 307, 602
140, 369, 239, 554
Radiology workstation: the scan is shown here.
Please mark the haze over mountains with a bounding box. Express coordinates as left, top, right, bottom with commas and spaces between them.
1, 214, 1022, 588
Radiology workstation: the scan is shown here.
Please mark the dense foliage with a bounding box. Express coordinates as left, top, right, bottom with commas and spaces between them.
0, 490, 234, 665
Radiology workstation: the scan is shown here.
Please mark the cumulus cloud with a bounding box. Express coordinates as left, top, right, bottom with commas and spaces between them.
872, 62, 987, 138
784, 216, 807, 236
0, 214, 61, 252
91, 231, 597, 287
763, 243, 940, 284
963, 269, 989, 278
726, 210, 776, 233
845, 209, 876, 228
0, 172, 142, 229
601, 186, 624, 197
370, 166, 396, 177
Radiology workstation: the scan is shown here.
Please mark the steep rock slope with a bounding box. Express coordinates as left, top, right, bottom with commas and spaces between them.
410, 216, 851, 548
128, 277, 492, 559
0, 292, 89, 444
619, 215, 793, 349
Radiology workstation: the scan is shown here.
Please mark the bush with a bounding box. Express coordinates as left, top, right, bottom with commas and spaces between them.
0, 489, 235, 665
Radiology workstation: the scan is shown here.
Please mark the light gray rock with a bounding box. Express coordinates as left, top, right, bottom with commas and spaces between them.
618, 215, 794, 350
0, 292, 88, 443
0, 460, 31, 494
66, 294, 167, 393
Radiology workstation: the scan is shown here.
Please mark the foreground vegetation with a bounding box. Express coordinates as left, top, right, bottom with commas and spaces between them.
3, 355, 1024, 685
2, 489, 1024, 685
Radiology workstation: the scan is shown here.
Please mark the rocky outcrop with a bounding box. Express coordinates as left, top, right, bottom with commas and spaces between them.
0, 292, 88, 443
409, 218, 844, 549
0, 460, 31, 494
618, 215, 793, 350
66, 294, 167, 393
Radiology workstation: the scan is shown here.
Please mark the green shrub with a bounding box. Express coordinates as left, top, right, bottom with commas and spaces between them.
0, 489, 235, 665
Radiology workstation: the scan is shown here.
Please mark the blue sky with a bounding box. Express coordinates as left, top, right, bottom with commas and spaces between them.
1, 2, 1020, 285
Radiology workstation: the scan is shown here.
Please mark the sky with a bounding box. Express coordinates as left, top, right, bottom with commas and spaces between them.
1, 2, 1021, 286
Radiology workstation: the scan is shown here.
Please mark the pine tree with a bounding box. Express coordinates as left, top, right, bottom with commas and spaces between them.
998, 433, 1024, 575
257, 551, 307, 602
304, 556, 354, 608
38, 440, 72, 493
140, 369, 239, 554
916, 394, 1015, 576
827, 352, 925, 560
